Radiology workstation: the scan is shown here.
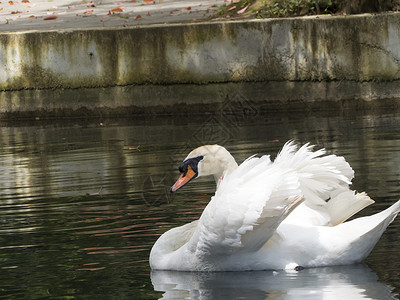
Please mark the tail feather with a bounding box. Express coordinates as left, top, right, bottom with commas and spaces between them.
326, 190, 375, 225
373, 199, 400, 222
336, 199, 400, 242
334, 199, 400, 263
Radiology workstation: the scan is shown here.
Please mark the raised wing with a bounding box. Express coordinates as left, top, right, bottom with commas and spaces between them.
276, 142, 373, 225
187, 141, 358, 258
187, 154, 304, 257
274, 141, 354, 206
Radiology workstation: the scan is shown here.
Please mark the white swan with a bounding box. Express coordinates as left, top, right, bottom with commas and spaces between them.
149, 142, 400, 271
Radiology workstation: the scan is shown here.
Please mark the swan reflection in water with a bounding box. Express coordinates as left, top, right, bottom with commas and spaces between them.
151, 264, 396, 300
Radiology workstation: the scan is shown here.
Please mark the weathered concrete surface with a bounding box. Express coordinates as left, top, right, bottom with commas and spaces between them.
2, 13, 400, 89
1, 12, 400, 117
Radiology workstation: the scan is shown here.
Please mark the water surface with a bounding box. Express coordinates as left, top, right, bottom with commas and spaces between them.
0, 112, 400, 299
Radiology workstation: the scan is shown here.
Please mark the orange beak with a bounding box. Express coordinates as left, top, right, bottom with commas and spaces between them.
170, 165, 197, 193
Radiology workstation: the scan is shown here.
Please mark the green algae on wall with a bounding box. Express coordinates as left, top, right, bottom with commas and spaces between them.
1, 14, 400, 91
1, 13, 400, 117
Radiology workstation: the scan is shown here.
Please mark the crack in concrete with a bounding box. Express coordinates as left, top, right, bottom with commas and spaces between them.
359, 41, 400, 65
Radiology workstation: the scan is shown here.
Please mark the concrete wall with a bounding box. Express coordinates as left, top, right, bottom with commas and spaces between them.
1, 13, 400, 116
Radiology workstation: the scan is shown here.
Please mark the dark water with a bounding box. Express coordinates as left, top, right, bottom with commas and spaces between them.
0, 111, 400, 299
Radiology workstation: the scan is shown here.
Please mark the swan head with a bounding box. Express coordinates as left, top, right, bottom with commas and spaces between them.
170, 145, 238, 193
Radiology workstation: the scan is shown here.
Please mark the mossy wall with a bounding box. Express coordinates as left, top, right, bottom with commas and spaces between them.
2, 13, 400, 91
1, 13, 400, 116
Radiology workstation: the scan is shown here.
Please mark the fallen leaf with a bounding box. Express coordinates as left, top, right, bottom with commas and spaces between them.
86, 1, 95, 7
11, 11, 22, 14
186, 6, 191, 10
0, 8, 3, 11
146, 12, 150, 16
111, 7, 123, 13
129, 0, 136, 2
144, 0, 153, 3
237, 4, 249, 14
228, 5, 236, 11
43, 15, 58, 20
9, 1, 14, 4
83, 10, 94, 15
22, 0, 30, 2
29, 15, 35, 18
135, 14, 141, 20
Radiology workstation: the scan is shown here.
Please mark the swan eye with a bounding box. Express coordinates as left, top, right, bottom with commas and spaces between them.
178, 155, 204, 176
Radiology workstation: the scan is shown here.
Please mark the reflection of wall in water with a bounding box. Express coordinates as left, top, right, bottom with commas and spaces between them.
1, 114, 400, 205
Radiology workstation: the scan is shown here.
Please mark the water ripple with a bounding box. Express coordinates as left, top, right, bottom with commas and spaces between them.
0, 114, 400, 299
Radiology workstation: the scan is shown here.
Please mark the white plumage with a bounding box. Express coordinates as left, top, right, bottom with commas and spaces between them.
149, 141, 400, 271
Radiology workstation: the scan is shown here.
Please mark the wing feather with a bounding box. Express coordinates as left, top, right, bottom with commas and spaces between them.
188, 155, 303, 257
275, 141, 354, 205
187, 141, 358, 258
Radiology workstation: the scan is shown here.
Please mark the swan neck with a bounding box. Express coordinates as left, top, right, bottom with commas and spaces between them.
213, 158, 238, 183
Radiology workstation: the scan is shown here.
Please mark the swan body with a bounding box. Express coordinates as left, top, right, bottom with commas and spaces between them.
150, 142, 400, 271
